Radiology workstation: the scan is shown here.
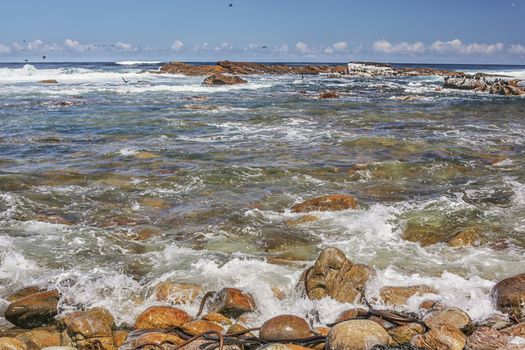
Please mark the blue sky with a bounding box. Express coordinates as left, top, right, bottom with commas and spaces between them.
1, 0, 524, 63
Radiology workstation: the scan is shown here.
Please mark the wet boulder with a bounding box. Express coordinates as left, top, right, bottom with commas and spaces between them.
14, 329, 61, 349
423, 307, 471, 331
134, 306, 192, 329
202, 312, 232, 327
304, 247, 375, 303
202, 74, 247, 85
133, 332, 185, 347
448, 226, 483, 247
465, 326, 508, 350
259, 315, 313, 341
379, 285, 438, 306
327, 320, 391, 350
388, 323, 425, 346
154, 282, 203, 305
181, 320, 224, 336
4, 290, 59, 328
492, 273, 525, 320
5, 287, 45, 303
335, 309, 368, 323
208, 288, 256, 318
291, 194, 358, 213
411, 325, 466, 350
0, 337, 27, 350
59, 307, 115, 350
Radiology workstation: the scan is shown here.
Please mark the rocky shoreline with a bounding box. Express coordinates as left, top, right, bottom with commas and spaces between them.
1, 195, 524, 350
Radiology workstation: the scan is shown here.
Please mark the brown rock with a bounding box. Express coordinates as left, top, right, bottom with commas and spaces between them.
379, 285, 438, 306
314, 327, 330, 336
113, 330, 129, 348
14, 329, 61, 349
259, 315, 313, 341
502, 322, 525, 337
208, 288, 256, 318
271, 287, 286, 301
411, 325, 466, 350
134, 332, 185, 347
492, 273, 525, 320
226, 324, 254, 337
479, 314, 512, 330
388, 323, 425, 345
154, 282, 203, 305
291, 194, 358, 213
335, 309, 368, 323
319, 91, 339, 99
202, 74, 247, 86
181, 320, 224, 336
0, 337, 27, 350
5, 287, 44, 303
423, 307, 471, 331
448, 226, 483, 247
202, 313, 232, 326
305, 247, 375, 303
327, 320, 391, 350
465, 327, 508, 350
38, 80, 58, 84
60, 307, 114, 338
134, 306, 192, 329
5, 290, 59, 328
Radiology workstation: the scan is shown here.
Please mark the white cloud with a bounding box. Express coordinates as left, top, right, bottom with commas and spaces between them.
0, 44, 11, 54
12, 39, 62, 53
214, 42, 233, 51
63, 39, 96, 52
295, 41, 309, 53
373, 39, 426, 54
114, 42, 137, 51
332, 41, 348, 51
324, 47, 334, 54
171, 40, 184, 50
274, 44, 289, 53
509, 44, 525, 54
430, 39, 504, 54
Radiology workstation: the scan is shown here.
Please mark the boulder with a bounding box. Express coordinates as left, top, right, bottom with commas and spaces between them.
154, 282, 203, 305
5, 287, 45, 303
335, 309, 368, 323
202, 74, 247, 86
5, 290, 59, 328
388, 323, 425, 346
134, 306, 192, 329
304, 247, 375, 303
326, 320, 391, 350
465, 327, 508, 350
379, 285, 438, 306
492, 273, 525, 320
411, 325, 466, 350
226, 323, 254, 337
291, 194, 358, 213
60, 307, 114, 338
423, 307, 471, 331
113, 330, 129, 348
202, 313, 232, 326
181, 320, 223, 336
0, 337, 27, 350
14, 329, 61, 349
259, 315, 313, 341
208, 288, 256, 318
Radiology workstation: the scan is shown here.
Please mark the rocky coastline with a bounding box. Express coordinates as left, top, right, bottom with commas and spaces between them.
1, 195, 524, 350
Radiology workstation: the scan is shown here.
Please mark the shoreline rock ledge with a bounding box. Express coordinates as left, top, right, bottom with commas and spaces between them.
444, 75, 525, 96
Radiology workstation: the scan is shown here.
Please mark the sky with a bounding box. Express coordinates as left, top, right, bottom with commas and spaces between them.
0, 0, 524, 63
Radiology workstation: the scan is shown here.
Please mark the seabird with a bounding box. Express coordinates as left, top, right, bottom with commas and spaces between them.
121, 77, 130, 84
42, 55, 46, 60
24, 59, 28, 62
262, 46, 267, 49
229, 3, 233, 7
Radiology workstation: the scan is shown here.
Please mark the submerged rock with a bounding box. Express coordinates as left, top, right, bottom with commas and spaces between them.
134, 306, 192, 329
154, 282, 203, 305
5, 290, 59, 328
304, 247, 375, 303
291, 194, 358, 213
492, 273, 525, 320
379, 285, 438, 306
327, 320, 391, 350
208, 288, 256, 318
411, 325, 466, 350
448, 226, 483, 247
319, 91, 339, 99
202, 74, 247, 85
259, 315, 313, 341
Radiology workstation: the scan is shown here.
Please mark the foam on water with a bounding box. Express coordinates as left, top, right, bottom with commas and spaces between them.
115, 61, 163, 66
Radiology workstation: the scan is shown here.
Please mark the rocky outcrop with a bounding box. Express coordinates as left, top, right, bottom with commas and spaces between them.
379, 285, 438, 306
444, 76, 525, 96
4, 290, 59, 328
259, 315, 313, 341
208, 288, 256, 318
291, 194, 358, 213
327, 320, 391, 350
492, 273, 525, 320
202, 74, 247, 85
347, 62, 462, 77
134, 306, 192, 329
303, 247, 375, 303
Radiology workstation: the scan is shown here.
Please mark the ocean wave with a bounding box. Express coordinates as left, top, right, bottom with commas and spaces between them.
115, 61, 163, 66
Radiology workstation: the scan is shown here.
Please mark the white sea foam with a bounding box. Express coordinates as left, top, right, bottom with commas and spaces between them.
115, 61, 163, 66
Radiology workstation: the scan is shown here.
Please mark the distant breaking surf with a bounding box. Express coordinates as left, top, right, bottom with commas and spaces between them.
115, 60, 163, 66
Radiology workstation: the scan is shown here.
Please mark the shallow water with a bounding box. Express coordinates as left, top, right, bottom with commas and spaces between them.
0, 62, 524, 326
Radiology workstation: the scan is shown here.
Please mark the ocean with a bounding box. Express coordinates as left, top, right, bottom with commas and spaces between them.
0, 61, 524, 326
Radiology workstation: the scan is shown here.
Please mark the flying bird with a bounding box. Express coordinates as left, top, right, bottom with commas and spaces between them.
229, 3, 233, 7
262, 46, 268, 49
121, 77, 130, 84
42, 55, 46, 60
24, 59, 28, 62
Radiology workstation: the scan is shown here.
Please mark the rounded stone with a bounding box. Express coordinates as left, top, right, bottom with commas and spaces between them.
259, 315, 313, 341
327, 320, 390, 350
